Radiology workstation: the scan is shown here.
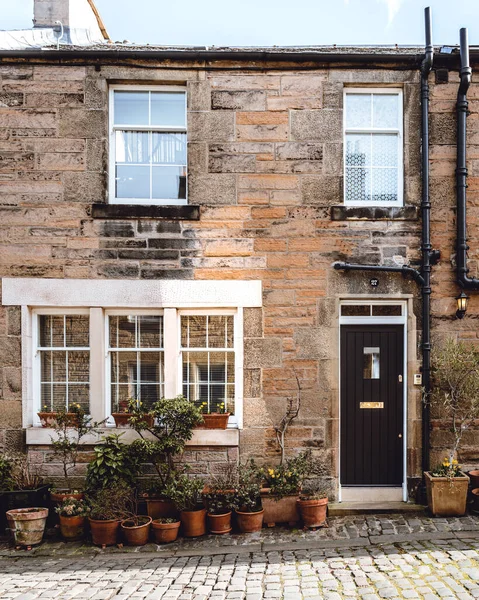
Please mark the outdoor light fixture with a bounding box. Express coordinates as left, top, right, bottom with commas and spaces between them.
456, 291, 469, 319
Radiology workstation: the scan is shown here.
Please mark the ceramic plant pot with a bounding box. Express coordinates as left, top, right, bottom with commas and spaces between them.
151, 519, 181, 544
59, 515, 87, 541
121, 516, 152, 546
471, 488, 479, 514
207, 511, 232, 534
261, 489, 300, 527
468, 470, 479, 490
7, 507, 48, 548
180, 508, 207, 537
50, 490, 84, 504
89, 518, 120, 547
145, 497, 178, 520
37, 412, 80, 427
235, 509, 264, 533
111, 413, 132, 427
199, 413, 230, 429
297, 497, 328, 528
425, 471, 469, 517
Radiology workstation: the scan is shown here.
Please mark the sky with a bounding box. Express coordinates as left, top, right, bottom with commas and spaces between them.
3, 0, 479, 47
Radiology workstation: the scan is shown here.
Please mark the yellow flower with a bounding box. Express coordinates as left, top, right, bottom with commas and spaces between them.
452, 459, 458, 465
268, 468, 275, 476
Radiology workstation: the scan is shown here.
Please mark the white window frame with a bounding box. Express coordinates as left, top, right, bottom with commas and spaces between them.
343, 88, 403, 208
109, 84, 188, 206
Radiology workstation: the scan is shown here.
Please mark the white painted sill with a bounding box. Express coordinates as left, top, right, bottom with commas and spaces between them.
26, 427, 239, 447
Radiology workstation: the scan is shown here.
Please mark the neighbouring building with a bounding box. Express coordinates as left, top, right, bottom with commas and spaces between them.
0, 0, 478, 503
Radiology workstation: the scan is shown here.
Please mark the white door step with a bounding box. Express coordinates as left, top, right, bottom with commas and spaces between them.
328, 501, 427, 516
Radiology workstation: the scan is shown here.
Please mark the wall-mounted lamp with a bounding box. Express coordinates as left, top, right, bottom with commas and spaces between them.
456, 291, 469, 319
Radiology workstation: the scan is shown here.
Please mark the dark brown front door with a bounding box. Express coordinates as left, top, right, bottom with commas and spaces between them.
340, 325, 404, 486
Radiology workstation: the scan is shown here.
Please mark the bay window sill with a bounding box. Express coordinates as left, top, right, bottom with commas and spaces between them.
26, 427, 239, 447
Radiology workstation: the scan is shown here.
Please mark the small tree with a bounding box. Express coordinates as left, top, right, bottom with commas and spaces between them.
274, 373, 301, 465
428, 338, 479, 470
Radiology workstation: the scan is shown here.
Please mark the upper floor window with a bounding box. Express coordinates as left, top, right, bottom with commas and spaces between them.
109, 86, 187, 205
344, 89, 403, 207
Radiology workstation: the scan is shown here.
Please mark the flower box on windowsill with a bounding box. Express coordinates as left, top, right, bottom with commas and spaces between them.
37, 412, 80, 428
111, 413, 154, 428
196, 413, 230, 430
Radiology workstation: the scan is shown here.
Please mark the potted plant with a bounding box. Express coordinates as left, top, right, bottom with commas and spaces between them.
37, 404, 81, 428
85, 434, 139, 493
87, 482, 132, 548
111, 398, 155, 428
297, 480, 328, 528
234, 461, 264, 533
6, 507, 49, 549
151, 517, 181, 544
55, 497, 90, 541
167, 473, 206, 538
260, 451, 312, 527
119, 492, 152, 547
128, 396, 203, 519
197, 401, 230, 430
49, 404, 106, 504
0, 453, 50, 537
203, 464, 238, 535
425, 339, 479, 516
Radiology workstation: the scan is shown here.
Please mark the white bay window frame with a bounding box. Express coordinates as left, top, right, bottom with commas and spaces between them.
343, 87, 403, 207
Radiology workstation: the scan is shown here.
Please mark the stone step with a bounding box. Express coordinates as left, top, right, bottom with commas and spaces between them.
328, 502, 428, 516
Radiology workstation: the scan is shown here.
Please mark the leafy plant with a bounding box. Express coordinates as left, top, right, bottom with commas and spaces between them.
199, 401, 227, 414
128, 396, 203, 494
428, 338, 479, 471
85, 434, 140, 492
87, 482, 135, 521
50, 404, 106, 491
431, 457, 462, 478
203, 463, 239, 515
153, 517, 179, 524
55, 497, 90, 518
0, 455, 15, 491
166, 474, 204, 512
3, 453, 43, 490
262, 451, 314, 499
299, 479, 328, 501
235, 460, 263, 513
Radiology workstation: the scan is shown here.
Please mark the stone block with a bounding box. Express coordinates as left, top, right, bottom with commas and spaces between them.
96, 263, 139, 278
37, 152, 85, 171
301, 175, 341, 204
430, 113, 456, 146
188, 174, 236, 204
244, 369, 262, 398
3, 367, 21, 397
239, 174, 298, 190
291, 109, 342, 142
329, 69, 419, 83
58, 108, 107, 138
276, 143, 323, 161
188, 112, 235, 142
204, 239, 253, 257
63, 172, 105, 202
0, 108, 56, 129
211, 90, 266, 111
0, 401, 22, 427
140, 267, 194, 279
294, 327, 334, 360
244, 338, 282, 368
209, 153, 256, 173
33, 66, 86, 81
6, 307, 21, 336
85, 78, 107, 108
210, 74, 280, 90
187, 81, 211, 111
25, 93, 84, 108
323, 143, 343, 175
0, 93, 24, 107
236, 112, 288, 125
0, 152, 34, 172
244, 308, 263, 338
101, 222, 135, 238
281, 75, 325, 96
267, 96, 322, 111
322, 83, 343, 108
187, 143, 208, 174
236, 124, 288, 142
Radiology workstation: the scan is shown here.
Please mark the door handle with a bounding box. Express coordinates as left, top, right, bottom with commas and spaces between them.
398, 434, 402, 438
398, 375, 403, 383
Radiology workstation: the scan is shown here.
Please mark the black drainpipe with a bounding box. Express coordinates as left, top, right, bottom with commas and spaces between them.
456, 28, 478, 290
333, 7, 438, 482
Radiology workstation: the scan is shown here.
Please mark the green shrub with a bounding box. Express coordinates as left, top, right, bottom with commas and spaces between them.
166, 474, 204, 512
86, 434, 139, 492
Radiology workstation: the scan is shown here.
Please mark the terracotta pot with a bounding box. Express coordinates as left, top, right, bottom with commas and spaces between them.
50, 490, 84, 504
207, 511, 232, 534
121, 516, 152, 546
59, 515, 87, 541
145, 498, 178, 520
89, 518, 120, 547
235, 509, 264, 533
261, 489, 300, 526
7, 507, 48, 548
37, 412, 80, 427
151, 519, 181, 543
471, 488, 479, 514
425, 471, 469, 517
180, 508, 207, 537
469, 470, 479, 490
111, 413, 132, 427
297, 497, 328, 528
198, 413, 230, 429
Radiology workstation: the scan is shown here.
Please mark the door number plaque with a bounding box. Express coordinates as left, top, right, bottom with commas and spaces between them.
360, 402, 384, 409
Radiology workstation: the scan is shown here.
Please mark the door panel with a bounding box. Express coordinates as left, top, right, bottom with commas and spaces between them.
340, 325, 404, 486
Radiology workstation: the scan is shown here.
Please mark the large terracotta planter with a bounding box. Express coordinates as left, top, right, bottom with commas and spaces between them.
195, 413, 230, 429
425, 471, 469, 517
50, 490, 84, 504
261, 489, 300, 526
207, 511, 232, 534
121, 516, 152, 546
235, 509, 264, 533
471, 488, 479, 514
469, 470, 479, 490
145, 497, 178, 520
7, 508, 48, 548
297, 497, 328, 528
151, 519, 180, 543
180, 508, 207, 537
89, 518, 120, 547
0, 485, 50, 536
59, 515, 87, 541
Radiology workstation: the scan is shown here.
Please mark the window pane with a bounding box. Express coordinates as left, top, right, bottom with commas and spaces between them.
371, 168, 398, 203
115, 131, 150, 164
68, 351, 90, 383
116, 165, 150, 199
346, 167, 370, 203
39, 315, 64, 347
345, 134, 370, 167
152, 166, 186, 200
341, 305, 370, 316
65, 316, 89, 347
68, 385, 89, 413
109, 316, 136, 348
208, 316, 229, 348
373, 94, 399, 128
114, 91, 149, 125
151, 132, 186, 165
181, 316, 207, 348
41, 351, 66, 383
363, 347, 380, 379
345, 94, 371, 128
111, 351, 137, 386
51, 384, 67, 412
372, 135, 398, 167
151, 92, 186, 127
138, 316, 163, 348
372, 305, 402, 316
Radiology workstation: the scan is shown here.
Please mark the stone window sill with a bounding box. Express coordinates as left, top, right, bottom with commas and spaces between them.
330, 205, 419, 221
26, 427, 239, 447
91, 204, 200, 220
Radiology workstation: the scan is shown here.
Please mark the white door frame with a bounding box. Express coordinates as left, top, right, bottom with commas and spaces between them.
338, 299, 408, 502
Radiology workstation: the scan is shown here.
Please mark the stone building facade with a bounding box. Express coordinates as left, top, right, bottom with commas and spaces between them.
0, 6, 478, 500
